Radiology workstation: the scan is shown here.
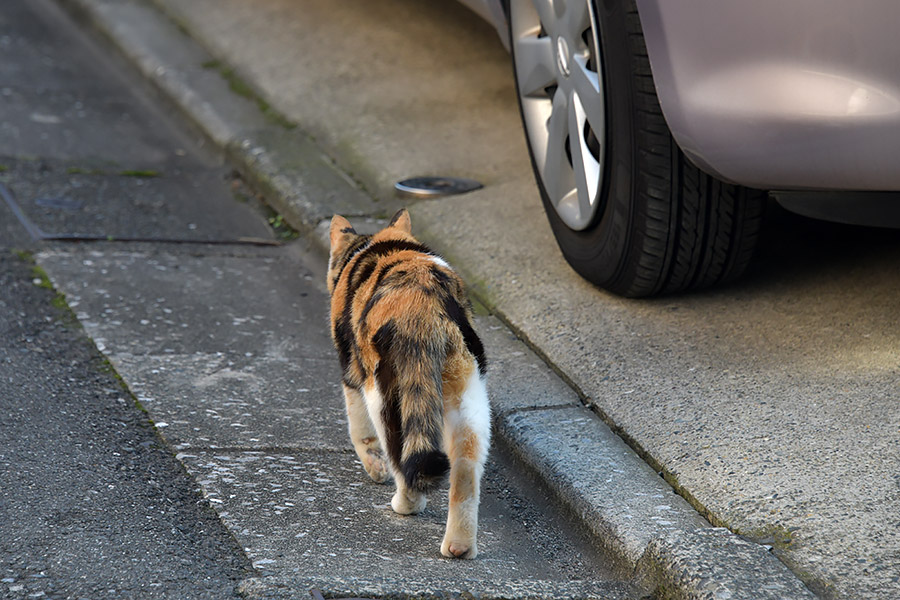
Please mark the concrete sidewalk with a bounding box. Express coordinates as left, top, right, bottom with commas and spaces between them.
51, 0, 900, 598
34, 241, 639, 599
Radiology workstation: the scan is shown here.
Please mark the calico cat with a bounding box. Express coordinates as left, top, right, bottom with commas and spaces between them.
327, 208, 490, 559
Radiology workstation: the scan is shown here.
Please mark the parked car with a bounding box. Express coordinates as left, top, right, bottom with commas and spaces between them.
459, 0, 900, 296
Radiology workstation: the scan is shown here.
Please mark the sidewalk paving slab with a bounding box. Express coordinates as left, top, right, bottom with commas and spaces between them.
38, 242, 644, 599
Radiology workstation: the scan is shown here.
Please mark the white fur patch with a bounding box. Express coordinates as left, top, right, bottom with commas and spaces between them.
429, 254, 452, 270
363, 383, 390, 460
446, 369, 491, 462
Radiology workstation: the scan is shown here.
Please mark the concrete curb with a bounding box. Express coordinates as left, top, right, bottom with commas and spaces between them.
636, 528, 818, 600
55, 0, 819, 598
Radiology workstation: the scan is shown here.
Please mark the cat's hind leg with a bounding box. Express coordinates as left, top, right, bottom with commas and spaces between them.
342, 383, 389, 483
390, 476, 427, 515
440, 370, 490, 559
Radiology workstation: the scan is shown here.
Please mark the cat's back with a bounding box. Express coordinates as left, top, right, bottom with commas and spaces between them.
328, 212, 484, 383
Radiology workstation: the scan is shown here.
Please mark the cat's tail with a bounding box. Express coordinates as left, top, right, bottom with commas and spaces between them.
372, 320, 450, 493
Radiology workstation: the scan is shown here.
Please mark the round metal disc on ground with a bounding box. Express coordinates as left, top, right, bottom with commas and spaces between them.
394, 176, 483, 199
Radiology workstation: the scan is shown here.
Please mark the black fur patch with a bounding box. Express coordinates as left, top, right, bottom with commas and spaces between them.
331, 236, 370, 289
402, 450, 450, 492
441, 294, 487, 376
333, 316, 354, 373
351, 258, 378, 291
355, 239, 433, 264
372, 321, 403, 470
429, 264, 453, 287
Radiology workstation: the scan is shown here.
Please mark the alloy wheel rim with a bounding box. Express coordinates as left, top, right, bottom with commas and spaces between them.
511, 0, 605, 231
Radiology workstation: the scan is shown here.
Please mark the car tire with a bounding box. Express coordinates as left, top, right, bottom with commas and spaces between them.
508, 0, 766, 297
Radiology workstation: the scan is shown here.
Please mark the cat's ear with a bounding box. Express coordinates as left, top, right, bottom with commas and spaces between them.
330, 214, 357, 252
388, 208, 412, 235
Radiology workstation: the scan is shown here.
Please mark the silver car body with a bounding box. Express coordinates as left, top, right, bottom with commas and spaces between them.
459, 0, 508, 43
463, 0, 900, 192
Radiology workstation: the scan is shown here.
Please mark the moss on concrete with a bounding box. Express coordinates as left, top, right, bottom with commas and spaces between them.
119, 169, 160, 178
202, 59, 297, 130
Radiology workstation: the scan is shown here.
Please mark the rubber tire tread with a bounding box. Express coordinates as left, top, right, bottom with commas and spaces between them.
618, 2, 765, 297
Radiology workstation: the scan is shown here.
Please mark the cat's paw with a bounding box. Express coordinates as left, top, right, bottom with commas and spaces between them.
363, 448, 389, 483
440, 537, 477, 559
391, 490, 426, 515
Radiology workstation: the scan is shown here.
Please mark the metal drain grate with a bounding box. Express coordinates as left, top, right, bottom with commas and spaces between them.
394, 176, 483, 199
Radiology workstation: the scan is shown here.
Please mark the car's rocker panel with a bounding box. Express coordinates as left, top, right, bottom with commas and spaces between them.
635, 0, 900, 192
